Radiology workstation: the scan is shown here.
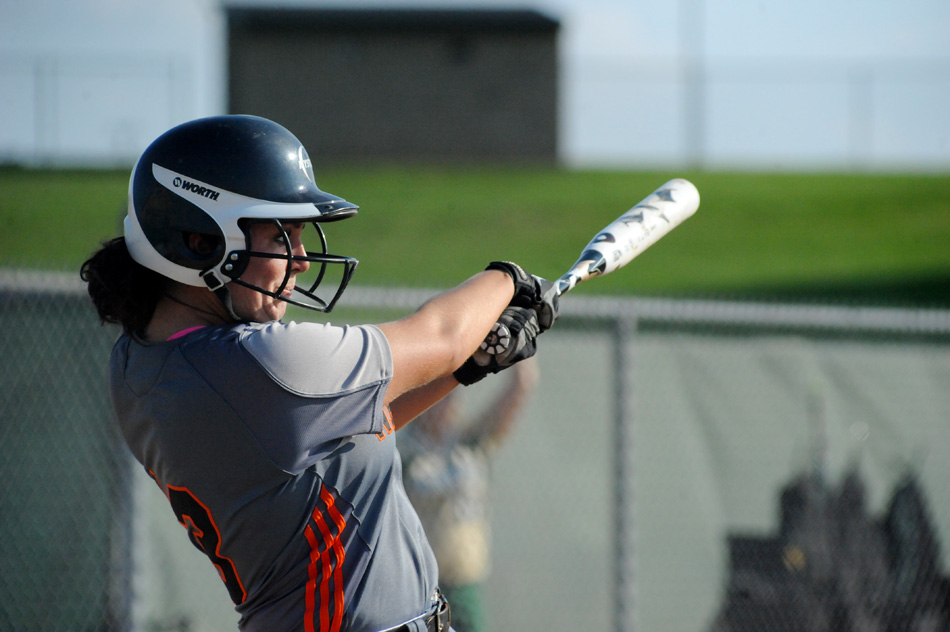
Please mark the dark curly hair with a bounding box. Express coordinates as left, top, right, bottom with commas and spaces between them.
80, 237, 171, 336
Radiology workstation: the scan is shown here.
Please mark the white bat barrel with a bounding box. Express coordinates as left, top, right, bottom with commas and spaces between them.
556, 178, 700, 295
479, 178, 700, 356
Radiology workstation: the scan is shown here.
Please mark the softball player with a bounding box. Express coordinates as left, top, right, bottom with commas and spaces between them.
81, 115, 558, 632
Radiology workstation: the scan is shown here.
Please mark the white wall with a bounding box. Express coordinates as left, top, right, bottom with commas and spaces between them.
1, 0, 949, 170
0, 0, 225, 166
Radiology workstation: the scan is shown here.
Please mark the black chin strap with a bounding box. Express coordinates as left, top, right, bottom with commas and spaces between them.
211, 285, 244, 323
200, 269, 245, 323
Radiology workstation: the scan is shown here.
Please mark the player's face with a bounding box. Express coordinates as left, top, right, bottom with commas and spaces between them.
231, 222, 310, 322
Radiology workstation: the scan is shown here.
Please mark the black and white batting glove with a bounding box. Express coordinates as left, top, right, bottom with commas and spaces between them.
529, 277, 559, 332
485, 261, 560, 333
453, 305, 541, 386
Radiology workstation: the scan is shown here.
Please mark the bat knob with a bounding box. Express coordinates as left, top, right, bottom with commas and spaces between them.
480, 322, 511, 355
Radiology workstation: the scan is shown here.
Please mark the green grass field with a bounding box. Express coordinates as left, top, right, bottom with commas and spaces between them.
2, 165, 948, 306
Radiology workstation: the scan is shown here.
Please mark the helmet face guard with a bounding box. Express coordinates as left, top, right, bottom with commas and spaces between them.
221, 219, 357, 313
124, 115, 360, 315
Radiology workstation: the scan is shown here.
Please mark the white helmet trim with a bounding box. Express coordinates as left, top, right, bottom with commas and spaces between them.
125, 163, 335, 287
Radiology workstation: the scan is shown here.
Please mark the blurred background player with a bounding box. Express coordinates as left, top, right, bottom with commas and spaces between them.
399, 359, 540, 632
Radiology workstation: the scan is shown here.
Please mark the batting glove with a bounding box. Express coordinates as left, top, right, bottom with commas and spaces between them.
485, 261, 560, 332
453, 305, 541, 385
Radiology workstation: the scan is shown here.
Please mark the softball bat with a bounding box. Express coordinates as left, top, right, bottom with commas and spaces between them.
551, 177, 700, 295
480, 178, 700, 354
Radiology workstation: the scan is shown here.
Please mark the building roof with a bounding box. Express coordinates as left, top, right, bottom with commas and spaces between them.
227, 7, 560, 34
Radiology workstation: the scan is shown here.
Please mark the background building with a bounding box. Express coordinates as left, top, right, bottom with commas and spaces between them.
1, 0, 948, 170
228, 8, 559, 163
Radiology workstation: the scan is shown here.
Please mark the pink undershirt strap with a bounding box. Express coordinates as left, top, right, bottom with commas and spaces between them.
167, 326, 207, 341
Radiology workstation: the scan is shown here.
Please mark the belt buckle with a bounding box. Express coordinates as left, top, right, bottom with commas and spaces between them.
425, 594, 451, 632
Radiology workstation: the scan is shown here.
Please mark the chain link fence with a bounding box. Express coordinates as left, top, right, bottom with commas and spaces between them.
0, 271, 132, 631
2, 270, 950, 632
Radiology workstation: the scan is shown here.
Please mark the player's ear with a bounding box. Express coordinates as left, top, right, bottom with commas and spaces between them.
185, 232, 223, 259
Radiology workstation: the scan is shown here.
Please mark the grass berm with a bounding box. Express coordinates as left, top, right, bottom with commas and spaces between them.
2, 165, 948, 308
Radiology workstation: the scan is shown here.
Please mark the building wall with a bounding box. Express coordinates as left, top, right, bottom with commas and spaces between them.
228, 9, 559, 163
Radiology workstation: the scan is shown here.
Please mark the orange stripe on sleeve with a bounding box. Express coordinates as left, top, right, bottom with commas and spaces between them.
304, 525, 320, 632
306, 486, 347, 632
313, 509, 334, 632
320, 487, 347, 631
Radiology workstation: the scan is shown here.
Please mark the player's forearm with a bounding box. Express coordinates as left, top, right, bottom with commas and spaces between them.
378, 270, 513, 404
414, 270, 514, 362
389, 375, 458, 431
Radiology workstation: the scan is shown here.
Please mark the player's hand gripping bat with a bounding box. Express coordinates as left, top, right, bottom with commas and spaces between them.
480, 178, 700, 355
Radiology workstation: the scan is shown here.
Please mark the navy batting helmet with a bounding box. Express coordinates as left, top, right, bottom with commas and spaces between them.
125, 114, 359, 313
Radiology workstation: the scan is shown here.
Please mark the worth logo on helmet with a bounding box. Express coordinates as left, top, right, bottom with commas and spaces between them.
297, 146, 314, 183
172, 176, 221, 201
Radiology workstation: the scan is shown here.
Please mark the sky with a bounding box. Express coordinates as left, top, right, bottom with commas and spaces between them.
1, 0, 948, 169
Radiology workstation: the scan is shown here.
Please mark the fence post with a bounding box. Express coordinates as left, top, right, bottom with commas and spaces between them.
613, 313, 638, 632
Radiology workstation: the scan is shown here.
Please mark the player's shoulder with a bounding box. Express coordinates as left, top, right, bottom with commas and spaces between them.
236, 320, 392, 389
235, 319, 384, 348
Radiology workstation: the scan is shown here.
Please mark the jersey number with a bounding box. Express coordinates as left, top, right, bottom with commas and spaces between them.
164, 484, 248, 605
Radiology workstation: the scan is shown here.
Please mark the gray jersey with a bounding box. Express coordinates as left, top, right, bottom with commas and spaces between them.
110, 321, 439, 632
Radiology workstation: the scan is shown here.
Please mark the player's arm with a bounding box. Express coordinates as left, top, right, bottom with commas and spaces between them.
387, 375, 458, 431
376, 270, 513, 407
